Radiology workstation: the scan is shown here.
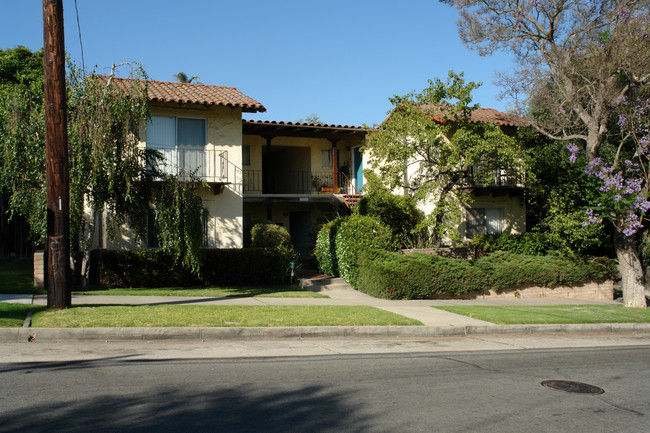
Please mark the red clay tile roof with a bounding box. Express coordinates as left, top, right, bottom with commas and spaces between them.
242, 119, 366, 139
243, 119, 365, 130
102, 76, 266, 113
423, 105, 528, 127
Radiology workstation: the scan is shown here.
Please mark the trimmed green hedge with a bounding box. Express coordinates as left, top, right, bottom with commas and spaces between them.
314, 219, 342, 276
99, 248, 292, 288
471, 232, 567, 256
356, 250, 617, 300
314, 215, 396, 285
250, 221, 300, 277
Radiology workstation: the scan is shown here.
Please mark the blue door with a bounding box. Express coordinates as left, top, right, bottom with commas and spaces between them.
353, 147, 363, 192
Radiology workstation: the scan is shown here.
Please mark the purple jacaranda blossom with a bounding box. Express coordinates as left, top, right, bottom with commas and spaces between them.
566, 142, 580, 163
631, 195, 650, 213
583, 208, 602, 226
622, 213, 643, 236
623, 178, 643, 194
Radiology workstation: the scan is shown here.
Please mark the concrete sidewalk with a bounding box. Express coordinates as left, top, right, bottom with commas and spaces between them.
1, 278, 648, 342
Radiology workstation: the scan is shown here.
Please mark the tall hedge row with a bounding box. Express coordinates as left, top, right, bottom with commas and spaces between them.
99, 248, 292, 288
314, 215, 396, 285
356, 250, 617, 299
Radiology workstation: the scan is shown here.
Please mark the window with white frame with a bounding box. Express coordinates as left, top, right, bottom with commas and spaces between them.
147, 116, 207, 177
466, 207, 503, 238
147, 116, 206, 149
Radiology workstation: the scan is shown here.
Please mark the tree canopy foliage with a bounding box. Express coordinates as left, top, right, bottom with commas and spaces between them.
364, 71, 523, 244
0, 46, 43, 86
445, 0, 649, 156
0, 47, 206, 283
173, 72, 200, 83
443, 0, 650, 307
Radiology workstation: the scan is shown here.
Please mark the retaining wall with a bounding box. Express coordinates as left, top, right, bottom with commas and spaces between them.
430, 280, 614, 301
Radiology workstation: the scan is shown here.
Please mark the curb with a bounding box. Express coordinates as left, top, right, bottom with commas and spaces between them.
1, 323, 650, 343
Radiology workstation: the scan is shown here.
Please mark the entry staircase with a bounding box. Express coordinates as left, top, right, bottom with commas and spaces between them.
342, 194, 363, 211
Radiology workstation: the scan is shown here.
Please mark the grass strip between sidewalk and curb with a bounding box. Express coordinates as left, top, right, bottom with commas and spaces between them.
0, 303, 46, 327
25, 305, 422, 328
434, 305, 650, 324
73, 286, 328, 298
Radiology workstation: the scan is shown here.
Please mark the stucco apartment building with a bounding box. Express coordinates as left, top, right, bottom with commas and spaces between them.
99, 78, 525, 261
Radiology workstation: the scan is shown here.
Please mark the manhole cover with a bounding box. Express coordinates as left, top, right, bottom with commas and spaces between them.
541, 380, 604, 394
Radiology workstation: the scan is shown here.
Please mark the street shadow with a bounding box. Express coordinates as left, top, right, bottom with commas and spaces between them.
0, 362, 370, 432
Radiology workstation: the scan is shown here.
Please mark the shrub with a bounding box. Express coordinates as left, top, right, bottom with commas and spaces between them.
98, 248, 295, 288
355, 249, 617, 299
334, 214, 396, 286
356, 250, 487, 299
251, 222, 300, 282
200, 248, 291, 286
355, 172, 424, 248
474, 251, 617, 291
251, 221, 292, 250
314, 219, 341, 276
99, 249, 198, 288
471, 232, 565, 256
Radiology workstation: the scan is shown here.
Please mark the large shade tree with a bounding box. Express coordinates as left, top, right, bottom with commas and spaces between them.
443, 0, 650, 307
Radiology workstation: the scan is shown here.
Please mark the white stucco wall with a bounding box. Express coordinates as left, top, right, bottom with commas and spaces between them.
362, 146, 526, 243
100, 103, 245, 250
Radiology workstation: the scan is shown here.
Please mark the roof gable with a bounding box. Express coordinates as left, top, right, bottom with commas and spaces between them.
102, 76, 266, 113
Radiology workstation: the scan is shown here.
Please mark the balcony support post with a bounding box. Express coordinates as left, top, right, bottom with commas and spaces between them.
329, 139, 339, 193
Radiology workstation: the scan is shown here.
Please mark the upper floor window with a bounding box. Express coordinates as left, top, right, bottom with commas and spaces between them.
147, 115, 206, 149
242, 145, 251, 166
321, 149, 332, 168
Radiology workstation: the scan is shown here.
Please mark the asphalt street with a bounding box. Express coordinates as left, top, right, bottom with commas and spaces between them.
1, 342, 648, 432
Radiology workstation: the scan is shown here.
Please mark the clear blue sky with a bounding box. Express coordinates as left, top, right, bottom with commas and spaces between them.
1, 0, 516, 126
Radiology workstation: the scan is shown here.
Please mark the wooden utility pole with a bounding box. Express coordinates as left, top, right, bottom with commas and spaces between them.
42, 0, 71, 308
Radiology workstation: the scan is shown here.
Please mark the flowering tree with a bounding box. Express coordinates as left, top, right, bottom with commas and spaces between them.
566, 97, 650, 306
443, 0, 650, 307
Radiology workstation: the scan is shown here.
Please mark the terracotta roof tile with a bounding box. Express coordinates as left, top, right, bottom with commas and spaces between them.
423, 105, 528, 127
467, 107, 528, 127
101, 76, 266, 113
243, 119, 365, 130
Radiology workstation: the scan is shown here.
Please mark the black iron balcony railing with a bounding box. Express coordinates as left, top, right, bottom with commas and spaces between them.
149, 148, 229, 183
243, 169, 354, 194
462, 166, 524, 188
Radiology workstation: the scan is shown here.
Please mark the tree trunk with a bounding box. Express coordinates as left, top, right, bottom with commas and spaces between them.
614, 230, 647, 308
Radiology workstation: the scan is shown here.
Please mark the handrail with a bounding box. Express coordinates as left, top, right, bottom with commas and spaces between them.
148, 148, 243, 194
338, 171, 354, 194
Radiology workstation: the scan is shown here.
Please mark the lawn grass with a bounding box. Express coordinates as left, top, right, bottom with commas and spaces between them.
0, 260, 35, 294
0, 303, 46, 327
435, 305, 650, 324
30, 305, 422, 327
73, 285, 328, 298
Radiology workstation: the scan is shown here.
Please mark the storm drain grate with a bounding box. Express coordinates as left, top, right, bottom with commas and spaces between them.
541, 380, 604, 395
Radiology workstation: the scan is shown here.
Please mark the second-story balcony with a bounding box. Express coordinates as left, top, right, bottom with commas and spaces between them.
148, 148, 243, 194
243, 169, 353, 195
149, 148, 228, 183
462, 165, 524, 189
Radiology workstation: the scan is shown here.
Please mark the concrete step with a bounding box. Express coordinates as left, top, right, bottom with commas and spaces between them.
299, 277, 353, 291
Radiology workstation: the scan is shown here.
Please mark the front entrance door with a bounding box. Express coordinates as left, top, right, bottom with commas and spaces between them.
290, 211, 312, 263
353, 146, 363, 192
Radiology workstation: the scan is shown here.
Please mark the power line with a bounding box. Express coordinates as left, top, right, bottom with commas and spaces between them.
74, 0, 85, 71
